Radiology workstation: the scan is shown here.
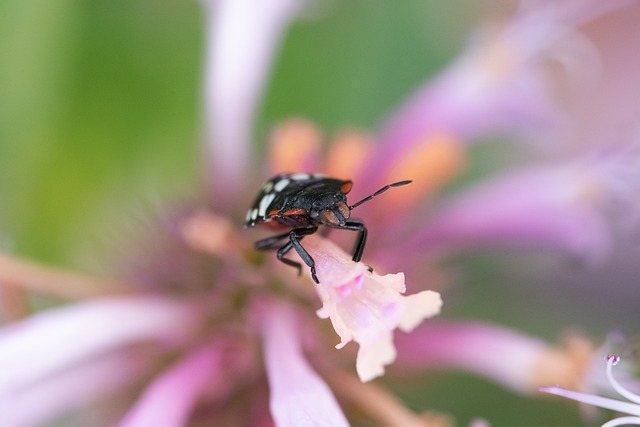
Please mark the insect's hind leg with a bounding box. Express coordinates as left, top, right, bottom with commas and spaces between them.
254, 231, 291, 251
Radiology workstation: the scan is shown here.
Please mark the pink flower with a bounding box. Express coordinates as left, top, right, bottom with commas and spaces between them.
395, 321, 601, 395
305, 235, 442, 382
404, 146, 640, 265
259, 300, 350, 427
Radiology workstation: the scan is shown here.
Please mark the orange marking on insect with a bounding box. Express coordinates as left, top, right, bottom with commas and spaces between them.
283, 208, 307, 216
267, 209, 281, 217
340, 181, 353, 194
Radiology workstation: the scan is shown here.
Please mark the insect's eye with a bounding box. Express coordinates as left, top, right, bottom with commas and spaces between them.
319, 209, 346, 226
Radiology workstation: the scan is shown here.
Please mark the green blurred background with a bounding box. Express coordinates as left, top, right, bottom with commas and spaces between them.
0, 0, 622, 425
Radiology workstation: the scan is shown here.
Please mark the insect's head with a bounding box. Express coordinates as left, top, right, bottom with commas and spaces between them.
309, 192, 350, 226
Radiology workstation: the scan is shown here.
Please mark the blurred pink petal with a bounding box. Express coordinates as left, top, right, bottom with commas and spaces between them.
396, 322, 548, 393
304, 235, 442, 382
407, 160, 623, 263
3, 352, 143, 427
119, 342, 224, 427
567, 2, 640, 142
0, 296, 198, 394
364, 0, 630, 189
260, 301, 349, 427
202, 0, 302, 206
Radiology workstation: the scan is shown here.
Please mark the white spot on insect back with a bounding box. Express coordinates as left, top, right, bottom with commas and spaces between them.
245, 208, 259, 224
258, 193, 276, 217
262, 181, 274, 192
290, 173, 310, 181
274, 179, 290, 192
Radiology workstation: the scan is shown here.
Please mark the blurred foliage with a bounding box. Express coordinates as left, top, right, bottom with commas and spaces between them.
0, 1, 605, 426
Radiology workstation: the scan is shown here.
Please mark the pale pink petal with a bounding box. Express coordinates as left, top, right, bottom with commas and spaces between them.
405, 161, 619, 264
0, 296, 198, 394
567, 2, 640, 143
2, 352, 143, 427
118, 342, 224, 427
260, 301, 349, 427
303, 235, 442, 382
355, 333, 396, 383
469, 418, 491, 427
202, 0, 302, 205
395, 322, 548, 393
362, 0, 630, 190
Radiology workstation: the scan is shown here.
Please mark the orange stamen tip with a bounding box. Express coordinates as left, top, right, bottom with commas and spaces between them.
268, 118, 322, 172
385, 132, 465, 206
324, 128, 373, 179
532, 334, 595, 391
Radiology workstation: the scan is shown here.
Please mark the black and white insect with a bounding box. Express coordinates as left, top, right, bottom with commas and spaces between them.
244, 172, 411, 283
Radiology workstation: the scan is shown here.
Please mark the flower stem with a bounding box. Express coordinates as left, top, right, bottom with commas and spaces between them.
326, 371, 453, 427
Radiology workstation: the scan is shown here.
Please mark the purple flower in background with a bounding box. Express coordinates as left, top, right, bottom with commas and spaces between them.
1, 0, 639, 426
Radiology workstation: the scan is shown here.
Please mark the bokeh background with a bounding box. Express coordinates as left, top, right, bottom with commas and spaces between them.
1, 0, 637, 426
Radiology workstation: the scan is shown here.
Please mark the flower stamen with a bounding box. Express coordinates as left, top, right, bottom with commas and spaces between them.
540, 354, 640, 426
605, 354, 640, 405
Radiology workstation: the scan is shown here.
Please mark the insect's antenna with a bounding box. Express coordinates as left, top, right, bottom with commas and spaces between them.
348, 180, 412, 210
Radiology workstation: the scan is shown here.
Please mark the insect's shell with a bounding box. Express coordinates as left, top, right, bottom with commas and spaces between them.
244, 172, 353, 228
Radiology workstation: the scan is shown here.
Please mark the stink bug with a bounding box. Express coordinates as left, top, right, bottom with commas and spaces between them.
244, 172, 411, 283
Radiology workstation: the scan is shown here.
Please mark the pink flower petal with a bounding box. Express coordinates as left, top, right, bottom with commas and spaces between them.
260, 301, 349, 427
303, 235, 442, 382
118, 342, 224, 427
362, 0, 630, 191
407, 163, 614, 263
3, 352, 143, 427
395, 322, 549, 393
202, 0, 302, 205
0, 296, 198, 394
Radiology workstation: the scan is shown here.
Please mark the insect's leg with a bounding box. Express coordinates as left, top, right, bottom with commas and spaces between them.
341, 220, 368, 263
255, 231, 291, 251
289, 227, 319, 283
275, 227, 319, 283
276, 240, 302, 276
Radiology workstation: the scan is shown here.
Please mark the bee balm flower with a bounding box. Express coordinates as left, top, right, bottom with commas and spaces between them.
304, 235, 442, 382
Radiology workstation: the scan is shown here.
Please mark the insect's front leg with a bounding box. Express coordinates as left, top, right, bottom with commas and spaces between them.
340, 220, 368, 262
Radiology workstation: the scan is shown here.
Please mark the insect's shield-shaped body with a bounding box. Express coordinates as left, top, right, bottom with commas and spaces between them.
244, 173, 353, 229
245, 172, 410, 283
